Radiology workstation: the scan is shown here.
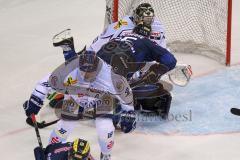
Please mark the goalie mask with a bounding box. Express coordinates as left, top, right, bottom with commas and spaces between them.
133, 3, 155, 25
79, 51, 100, 82
69, 138, 90, 160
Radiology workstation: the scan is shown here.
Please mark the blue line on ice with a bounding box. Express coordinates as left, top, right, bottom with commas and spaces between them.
136, 65, 240, 135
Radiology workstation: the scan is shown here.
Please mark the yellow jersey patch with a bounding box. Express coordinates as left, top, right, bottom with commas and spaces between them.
64, 77, 77, 86
114, 20, 128, 30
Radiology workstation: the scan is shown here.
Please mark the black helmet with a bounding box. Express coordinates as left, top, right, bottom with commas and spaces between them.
133, 3, 155, 25
70, 138, 90, 160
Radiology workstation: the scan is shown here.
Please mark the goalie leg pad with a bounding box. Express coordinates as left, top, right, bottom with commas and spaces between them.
133, 83, 172, 118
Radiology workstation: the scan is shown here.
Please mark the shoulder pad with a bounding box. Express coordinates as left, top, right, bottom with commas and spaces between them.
151, 18, 165, 32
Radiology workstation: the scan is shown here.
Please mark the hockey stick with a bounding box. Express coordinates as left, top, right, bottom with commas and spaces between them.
230, 108, 240, 116
31, 114, 47, 160
26, 117, 60, 129
31, 114, 44, 148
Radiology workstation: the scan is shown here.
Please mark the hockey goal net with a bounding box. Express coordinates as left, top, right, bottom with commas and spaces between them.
104, 0, 232, 65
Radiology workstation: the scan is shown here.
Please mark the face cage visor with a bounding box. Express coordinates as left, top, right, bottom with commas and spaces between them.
79, 54, 99, 82
135, 6, 155, 25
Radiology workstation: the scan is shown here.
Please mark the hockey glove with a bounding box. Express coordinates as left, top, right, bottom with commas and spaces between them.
23, 94, 43, 117
34, 146, 46, 160
47, 92, 64, 108
113, 110, 137, 133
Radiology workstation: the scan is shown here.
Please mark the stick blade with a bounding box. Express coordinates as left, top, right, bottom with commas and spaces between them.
230, 108, 240, 116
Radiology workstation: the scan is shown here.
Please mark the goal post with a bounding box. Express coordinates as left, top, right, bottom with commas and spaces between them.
105, 0, 233, 66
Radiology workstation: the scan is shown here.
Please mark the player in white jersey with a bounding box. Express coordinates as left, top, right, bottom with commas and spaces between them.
22, 3, 175, 159
89, 3, 167, 53
48, 52, 136, 160
23, 3, 167, 124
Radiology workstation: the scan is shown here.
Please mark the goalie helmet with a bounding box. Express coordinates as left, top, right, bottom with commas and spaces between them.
69, 138, 90, 160
133, 3, 155, 25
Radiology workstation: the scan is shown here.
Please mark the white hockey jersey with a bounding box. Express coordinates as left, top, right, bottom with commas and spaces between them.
88, 16, 167, 53
49, 57, 134, 114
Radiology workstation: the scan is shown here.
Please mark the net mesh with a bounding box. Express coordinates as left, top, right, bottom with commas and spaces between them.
105, 0, 229, 64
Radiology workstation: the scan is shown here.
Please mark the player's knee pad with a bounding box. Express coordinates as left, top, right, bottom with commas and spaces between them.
95, 118, 115, 154
49, 119, 76, 144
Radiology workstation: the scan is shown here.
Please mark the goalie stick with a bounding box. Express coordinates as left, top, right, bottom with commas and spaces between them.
230, 108, 240, 116
26, 110, 116, 129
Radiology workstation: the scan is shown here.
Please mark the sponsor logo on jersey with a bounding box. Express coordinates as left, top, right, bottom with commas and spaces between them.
54, 146, 72, 154
58, 128, 67, 135
77, 93, 86, 97
150, 32, 161, 37
107, 140, 114, 149
114, 20, 128, 30
119, 30, 133, 37
51, 137, 60, 144
62, 98, 79, 113
64, 76, 77, 86
79, 99, 101, 109
150, 32, 162, 40
87, 87, 103, 94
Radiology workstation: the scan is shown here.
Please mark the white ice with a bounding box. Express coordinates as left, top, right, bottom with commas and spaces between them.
0, 0, 240, 160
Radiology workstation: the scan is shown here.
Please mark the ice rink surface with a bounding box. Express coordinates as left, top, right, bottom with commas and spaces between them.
0, 0, 240, 159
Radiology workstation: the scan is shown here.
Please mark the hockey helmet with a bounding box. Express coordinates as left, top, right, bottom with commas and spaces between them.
70, 138, 90, 160
79, 50, 100, 82
133, 3, 155, 25
79, 50, 99, 73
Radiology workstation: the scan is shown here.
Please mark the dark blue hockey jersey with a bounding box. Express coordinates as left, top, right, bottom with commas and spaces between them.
62, 33, 176, 74
34, 142, 72, 160
97, 33, 177, 71
44, 142, 71, 160
34, 142, 94, 160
